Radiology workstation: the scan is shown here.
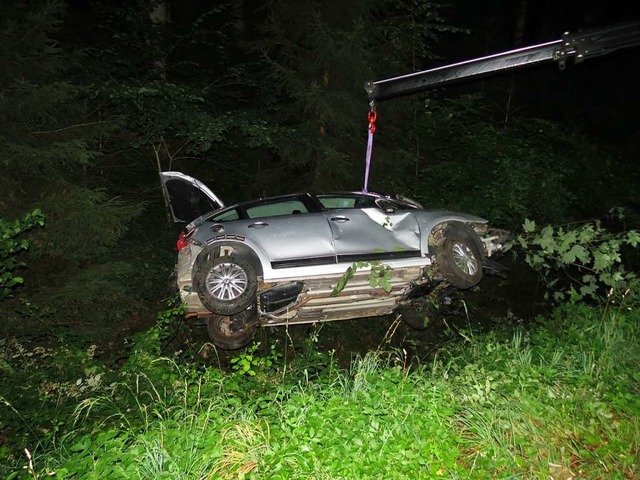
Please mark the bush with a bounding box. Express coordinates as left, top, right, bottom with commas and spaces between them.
514, 215, 639, 303
0, 209, 45, 301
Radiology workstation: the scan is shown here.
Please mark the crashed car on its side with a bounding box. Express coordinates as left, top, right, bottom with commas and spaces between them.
162, 171, 508, 349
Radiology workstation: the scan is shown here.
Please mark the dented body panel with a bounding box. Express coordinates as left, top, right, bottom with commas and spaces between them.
329, 208, 422, 260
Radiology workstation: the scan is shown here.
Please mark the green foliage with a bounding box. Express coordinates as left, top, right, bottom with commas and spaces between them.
42, 262, 140, 331
406, 98, 584, 226
0, 1, 66, 86
247, 0, 456, 192
103, 82, 232, 159
0, 0, 149, 340
0, 336, 108, 468
2, 300, 640, 479
0, 210, 45, 301
4, 302, 638, 479
515, 215, 639, 302
331, 261, 392, 296
126, 298, 188, 359
34, 187, 144, 262
230, 343, 282, 377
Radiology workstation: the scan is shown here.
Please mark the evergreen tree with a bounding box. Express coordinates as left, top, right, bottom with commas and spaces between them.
239, 0, 456, 193
0, 1, 144, 336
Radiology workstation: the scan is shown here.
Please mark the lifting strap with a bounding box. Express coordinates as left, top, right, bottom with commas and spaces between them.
362, 104, 377, 193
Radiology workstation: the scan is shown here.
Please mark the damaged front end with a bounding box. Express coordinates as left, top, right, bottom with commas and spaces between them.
472, 225, 511, 258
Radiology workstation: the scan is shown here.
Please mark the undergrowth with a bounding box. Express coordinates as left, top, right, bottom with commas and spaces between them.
1, 300, 639, 479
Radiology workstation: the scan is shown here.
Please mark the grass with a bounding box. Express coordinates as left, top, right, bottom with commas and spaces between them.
1, 301, 639, 479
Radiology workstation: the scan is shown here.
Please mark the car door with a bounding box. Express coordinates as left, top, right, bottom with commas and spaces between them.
318, 194, 422, 263
226, 196, 336, 269
160, 171, 225, 223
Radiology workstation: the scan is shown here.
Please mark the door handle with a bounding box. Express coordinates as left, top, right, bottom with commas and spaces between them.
210, 223, 225, 233
248, 221, 269, 228
330, 216, 350, 223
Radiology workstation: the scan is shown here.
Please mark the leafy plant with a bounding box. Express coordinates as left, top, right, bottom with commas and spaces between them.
0, 0, 149, 340
514, 215, 639, 302
126, 298, 188, 359
230, 343, 282, 377
0, 209, 45, 301
331, 261, 393, 296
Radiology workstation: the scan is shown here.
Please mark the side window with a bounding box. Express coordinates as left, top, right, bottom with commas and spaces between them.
318, 195, 377, 209
246, 200, 309, 219
211, 209, 240, 222
318, 196, 356, 209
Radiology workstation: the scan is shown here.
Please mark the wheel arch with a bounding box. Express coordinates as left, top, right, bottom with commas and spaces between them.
429, 220, 485, 289
429, 221, 485, 262
193, 241, 264, 282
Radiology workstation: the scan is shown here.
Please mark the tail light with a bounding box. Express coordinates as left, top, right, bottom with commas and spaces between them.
176, 229, 193, 252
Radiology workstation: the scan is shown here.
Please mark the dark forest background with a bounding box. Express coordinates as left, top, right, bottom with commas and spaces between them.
2, 0, 639, 344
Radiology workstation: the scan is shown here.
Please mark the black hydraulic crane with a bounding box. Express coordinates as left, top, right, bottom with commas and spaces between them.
358, 20, 640, 192
364, 21, 640, 103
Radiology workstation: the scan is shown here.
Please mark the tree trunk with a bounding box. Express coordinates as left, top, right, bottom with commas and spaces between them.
504, 0, 529, 125
149, 1, 170, 80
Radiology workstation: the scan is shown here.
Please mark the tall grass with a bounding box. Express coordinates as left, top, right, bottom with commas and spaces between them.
4, 302, 639, 479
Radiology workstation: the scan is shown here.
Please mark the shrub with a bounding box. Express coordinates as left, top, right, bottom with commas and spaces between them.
0, 209, 45, 301
514, 215, 639, 303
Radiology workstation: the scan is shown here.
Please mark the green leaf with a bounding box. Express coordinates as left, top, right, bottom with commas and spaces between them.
69, 435, 91, 452
522, 218, 536, 233
561, 244, 588, 264
626, 230, 640, 247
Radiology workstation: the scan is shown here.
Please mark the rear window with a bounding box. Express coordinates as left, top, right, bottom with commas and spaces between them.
166, 179, 218, 221
246, 200, 308, 219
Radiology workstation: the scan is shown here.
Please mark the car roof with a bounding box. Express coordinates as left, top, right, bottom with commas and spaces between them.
222, 190, 394, 209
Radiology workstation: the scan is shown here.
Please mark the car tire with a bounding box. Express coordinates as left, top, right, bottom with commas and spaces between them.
435, 223, 484, 289
194, 254, 258, 316
399, 300, 439, 331
206, 308, 258, 350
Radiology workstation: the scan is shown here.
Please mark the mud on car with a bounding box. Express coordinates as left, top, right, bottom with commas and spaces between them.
162, 171, 509, 349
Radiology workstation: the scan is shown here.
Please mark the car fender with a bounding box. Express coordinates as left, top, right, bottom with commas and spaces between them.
414, 212, 488, 255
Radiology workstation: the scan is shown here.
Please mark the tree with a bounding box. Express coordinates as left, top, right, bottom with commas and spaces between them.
245, 0, 457, 193
0, 1, 144, 336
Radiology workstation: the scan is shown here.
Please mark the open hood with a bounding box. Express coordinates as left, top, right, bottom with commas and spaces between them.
160, 171, 225, 223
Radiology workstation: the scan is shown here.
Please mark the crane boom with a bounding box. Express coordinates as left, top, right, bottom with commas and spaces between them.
364, 21, 640, 102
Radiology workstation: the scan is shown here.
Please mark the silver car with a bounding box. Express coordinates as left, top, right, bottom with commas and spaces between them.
162, 171, 508, 349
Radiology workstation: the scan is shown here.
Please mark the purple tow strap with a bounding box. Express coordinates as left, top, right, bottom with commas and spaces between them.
363, 127, 374, 193
363, 109, 377, 193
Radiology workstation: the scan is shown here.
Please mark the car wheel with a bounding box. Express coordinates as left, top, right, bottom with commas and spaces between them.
206, 308, 258, 350
435, 223, 484, 289
399, 300, 439, 331
194, 254, 258, 315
